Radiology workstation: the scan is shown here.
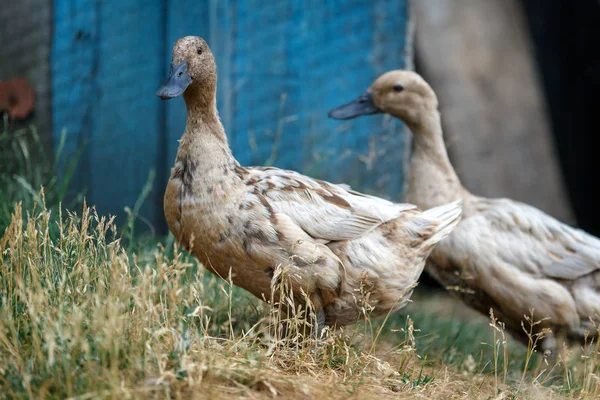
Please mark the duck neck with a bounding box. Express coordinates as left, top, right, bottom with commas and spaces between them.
177, 84, 237, 174
405, 110, 464, 209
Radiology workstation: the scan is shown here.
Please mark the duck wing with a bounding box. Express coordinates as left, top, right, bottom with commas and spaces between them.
436, 196, 600, 329
474, 197, 600, 280
246, 166, 417, 242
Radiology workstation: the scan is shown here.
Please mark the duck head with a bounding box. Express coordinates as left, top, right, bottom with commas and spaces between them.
157, 36, 217, 100
328, 70, 438, 128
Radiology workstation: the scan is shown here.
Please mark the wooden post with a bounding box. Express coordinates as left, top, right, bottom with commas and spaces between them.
414, 0, 574, 223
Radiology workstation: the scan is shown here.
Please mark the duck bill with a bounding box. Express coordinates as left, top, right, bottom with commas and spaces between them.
156, 61, 192, 100
328, 92, 382, 120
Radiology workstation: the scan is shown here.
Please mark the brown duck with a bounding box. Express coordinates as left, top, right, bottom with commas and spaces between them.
329, 70, 600, 350
157, 37, 462, 331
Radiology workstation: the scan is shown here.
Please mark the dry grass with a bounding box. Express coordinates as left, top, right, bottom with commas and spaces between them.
0, 196, 599, 399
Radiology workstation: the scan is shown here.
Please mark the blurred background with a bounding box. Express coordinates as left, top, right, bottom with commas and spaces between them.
1, 0, 598, 243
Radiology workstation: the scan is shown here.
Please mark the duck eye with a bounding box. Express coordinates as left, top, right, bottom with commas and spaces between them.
393, 84, 404, 92
197, 47, 203, 55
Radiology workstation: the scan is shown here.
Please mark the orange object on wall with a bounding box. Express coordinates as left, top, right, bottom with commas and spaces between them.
0, 78, 35, 119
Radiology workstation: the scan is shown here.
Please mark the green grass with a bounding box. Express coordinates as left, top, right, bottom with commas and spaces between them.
0, 120, 82, 233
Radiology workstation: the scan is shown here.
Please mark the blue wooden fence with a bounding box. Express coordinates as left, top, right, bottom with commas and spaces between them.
52, 0, 411, 231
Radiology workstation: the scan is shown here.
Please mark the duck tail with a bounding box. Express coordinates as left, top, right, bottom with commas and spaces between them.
409, 200, 463, 251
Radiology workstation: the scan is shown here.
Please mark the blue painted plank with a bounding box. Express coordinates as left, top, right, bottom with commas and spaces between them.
227, 1, 298, 167
51, 0, 98, 198
53, 0, 165, 228
221, 0, 410, 198
304, 0, 410, 196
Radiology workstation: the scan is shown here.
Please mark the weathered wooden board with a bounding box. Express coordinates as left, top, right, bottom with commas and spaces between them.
53, 0, 167, 228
